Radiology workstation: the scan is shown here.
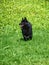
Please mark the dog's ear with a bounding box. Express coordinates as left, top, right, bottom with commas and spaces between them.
24, 17, 27, 20
22, 18, 23, 20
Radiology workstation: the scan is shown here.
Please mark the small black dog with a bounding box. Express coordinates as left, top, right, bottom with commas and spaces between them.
19, 17, 32, 41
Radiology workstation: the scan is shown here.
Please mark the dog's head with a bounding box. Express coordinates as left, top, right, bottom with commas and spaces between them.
19, 17, 28, 28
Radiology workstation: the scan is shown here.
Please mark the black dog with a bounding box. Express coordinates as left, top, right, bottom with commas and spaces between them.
19, 17, 32, 41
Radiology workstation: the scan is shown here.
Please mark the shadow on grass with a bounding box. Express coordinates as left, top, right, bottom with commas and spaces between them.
20, 38, 32, 41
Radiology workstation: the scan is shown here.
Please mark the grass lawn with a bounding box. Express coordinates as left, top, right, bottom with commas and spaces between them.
0, 0, 49, 65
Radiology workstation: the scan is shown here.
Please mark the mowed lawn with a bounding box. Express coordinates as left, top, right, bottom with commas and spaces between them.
0, 0, 49, 65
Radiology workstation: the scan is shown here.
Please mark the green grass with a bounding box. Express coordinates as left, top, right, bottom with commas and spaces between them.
0, 0, 49, 65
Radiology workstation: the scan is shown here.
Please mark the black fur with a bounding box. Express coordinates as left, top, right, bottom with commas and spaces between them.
19, 17, 32, 41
